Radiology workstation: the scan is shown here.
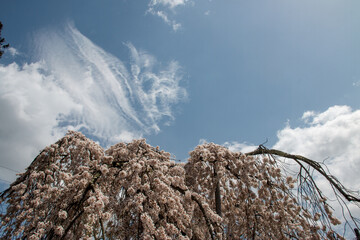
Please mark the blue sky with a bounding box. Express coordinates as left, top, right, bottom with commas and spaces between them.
1, 0, 360, 230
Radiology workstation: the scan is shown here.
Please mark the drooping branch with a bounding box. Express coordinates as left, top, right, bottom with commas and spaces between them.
213, 166, 222, 217
245, 146, 360, 203
191, 193, 216, 240
170, 184, 218, 240
0, 150, 46, 199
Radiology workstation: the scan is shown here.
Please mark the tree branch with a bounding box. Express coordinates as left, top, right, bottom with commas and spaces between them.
245, 146, 360, 203
213, 167, 222, 217
170, 185, 217, 240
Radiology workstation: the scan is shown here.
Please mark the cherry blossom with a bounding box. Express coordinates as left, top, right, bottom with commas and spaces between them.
1, 131, 358, 239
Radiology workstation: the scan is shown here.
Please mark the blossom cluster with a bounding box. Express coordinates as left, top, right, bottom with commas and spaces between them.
0, 131, 344, 239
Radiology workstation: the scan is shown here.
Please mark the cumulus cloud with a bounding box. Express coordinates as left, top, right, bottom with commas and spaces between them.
0, 23, 186, 182
0, 62, 80, 182
273, 105, 360, 235
147, 0, 189, 31
274, 105, 360, 182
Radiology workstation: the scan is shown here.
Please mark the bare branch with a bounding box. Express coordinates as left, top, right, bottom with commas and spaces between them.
246, 146, 360, 203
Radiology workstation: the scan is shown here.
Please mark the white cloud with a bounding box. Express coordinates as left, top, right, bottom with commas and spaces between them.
7, 47, 19, 57
197, 138, 257, 153
301, 105, 353, 125
147, 0, 189, 31
0, 62, 80, 182
198, 138, 208, 145
0, 23, 186, 182
273, 105, 360, 235
149, 0, 188, 9
274, 105, 360, 175
223, 141, 257, 153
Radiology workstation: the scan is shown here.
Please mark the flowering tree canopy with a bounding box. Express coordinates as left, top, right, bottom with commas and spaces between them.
1, 131, 359, 239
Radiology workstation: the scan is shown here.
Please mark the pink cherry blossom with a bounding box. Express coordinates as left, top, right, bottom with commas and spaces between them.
0, 131, 357, 239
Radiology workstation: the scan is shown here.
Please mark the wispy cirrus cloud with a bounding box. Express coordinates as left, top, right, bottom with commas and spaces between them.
147, 0, 189, 31
150, 0, 189, 9
0, 23, 186, 181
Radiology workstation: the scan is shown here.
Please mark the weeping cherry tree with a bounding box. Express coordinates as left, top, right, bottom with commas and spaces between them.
1, 131, 359, 239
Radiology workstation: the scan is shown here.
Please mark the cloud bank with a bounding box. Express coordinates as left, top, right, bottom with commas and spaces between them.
0, 23, 186, 181
274, 105, 360, 187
